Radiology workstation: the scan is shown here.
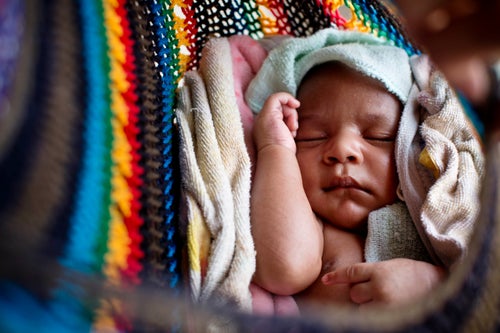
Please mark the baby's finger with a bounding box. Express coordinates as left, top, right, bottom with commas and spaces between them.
271, 91, 300, 108
260, 93, 299, 119
282, 106, 299, 136
264, 92, 299, 108
349, 282, 373, 304
321, 263, 373, 285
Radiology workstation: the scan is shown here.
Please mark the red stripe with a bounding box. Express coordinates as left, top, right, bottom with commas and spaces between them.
117, 0, 145, 286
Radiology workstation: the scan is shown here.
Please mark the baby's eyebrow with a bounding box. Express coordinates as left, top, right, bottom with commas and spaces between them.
297, 111, 320, 122
364, 112, 399, 128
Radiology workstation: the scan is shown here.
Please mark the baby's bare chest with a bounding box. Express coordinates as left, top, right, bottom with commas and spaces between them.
321, 224, 365, 272
295, 225, 365, 308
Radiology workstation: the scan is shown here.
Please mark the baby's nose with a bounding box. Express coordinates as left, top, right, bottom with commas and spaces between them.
322, 134, 363, 164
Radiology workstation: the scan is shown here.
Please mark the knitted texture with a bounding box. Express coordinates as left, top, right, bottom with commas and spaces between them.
1, 0, 499, 332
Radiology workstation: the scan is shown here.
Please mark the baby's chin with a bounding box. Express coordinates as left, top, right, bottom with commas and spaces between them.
317, 206, 369, 232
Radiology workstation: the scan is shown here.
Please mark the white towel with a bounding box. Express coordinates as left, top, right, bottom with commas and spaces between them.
176, 37, 255, 312
245, 27, 412, 112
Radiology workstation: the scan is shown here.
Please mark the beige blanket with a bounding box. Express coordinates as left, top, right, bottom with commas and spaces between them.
176, 37, 255, 312
396, 55, 485, 268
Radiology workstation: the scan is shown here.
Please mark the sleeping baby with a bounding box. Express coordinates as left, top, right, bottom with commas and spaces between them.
245, 28, 484, 314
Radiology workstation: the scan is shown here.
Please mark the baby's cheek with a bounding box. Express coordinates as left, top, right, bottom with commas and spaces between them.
373, 153, 399, 202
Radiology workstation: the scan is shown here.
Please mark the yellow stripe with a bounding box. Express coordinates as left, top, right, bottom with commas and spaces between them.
171, 0, 192, 76
102, 0, 132, 282
344, 2, 370, 32
103, 206, 131, 283
255, 0, 281, 36
111, 105, 133, 177
324, 0, 345, 12
92, 300, 116, 331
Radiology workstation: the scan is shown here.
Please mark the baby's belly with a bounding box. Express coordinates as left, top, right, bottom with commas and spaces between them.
295, 225, 365, 309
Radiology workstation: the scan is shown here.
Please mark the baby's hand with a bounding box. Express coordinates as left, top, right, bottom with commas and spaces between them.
253, 92, 300, 153
321, 259, 446, 308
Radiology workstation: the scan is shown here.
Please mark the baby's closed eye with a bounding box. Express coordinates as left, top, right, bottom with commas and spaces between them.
362, 128, 397, 145
295, 128, 328, 143
364, 134, 395, 142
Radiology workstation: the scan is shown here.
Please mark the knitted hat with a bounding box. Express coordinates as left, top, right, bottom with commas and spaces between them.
245, 28, 413, 113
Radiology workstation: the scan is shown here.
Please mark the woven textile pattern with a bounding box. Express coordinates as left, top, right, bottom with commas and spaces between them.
1, 0, 499, 332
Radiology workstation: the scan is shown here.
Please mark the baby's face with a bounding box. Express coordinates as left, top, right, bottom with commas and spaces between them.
295, 63, 401, 231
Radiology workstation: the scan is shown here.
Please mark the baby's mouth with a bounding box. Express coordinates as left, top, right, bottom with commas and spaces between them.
324, 176, 365, 192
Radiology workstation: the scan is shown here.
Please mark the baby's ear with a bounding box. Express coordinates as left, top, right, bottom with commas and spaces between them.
396, 183, 405, 202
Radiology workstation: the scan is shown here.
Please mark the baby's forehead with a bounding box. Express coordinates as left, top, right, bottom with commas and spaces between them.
298, 104, 401, 122
299, 61, 393, 93
302, 61, 350, 79
298, 63, 403, 107
297, 75, 402, 127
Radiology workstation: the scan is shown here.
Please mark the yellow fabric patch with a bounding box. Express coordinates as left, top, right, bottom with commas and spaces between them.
419, 148, 440, 178
187, 196, 211, 278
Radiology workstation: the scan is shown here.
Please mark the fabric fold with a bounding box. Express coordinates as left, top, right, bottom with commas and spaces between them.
396, 55, 485, 267
176, 37, 254, 312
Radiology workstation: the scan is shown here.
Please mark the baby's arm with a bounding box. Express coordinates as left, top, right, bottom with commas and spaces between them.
251, 92, 324, 295
322, 258, 446, 307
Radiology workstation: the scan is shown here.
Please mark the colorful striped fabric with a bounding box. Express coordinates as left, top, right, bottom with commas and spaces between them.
2, 0, 500, 332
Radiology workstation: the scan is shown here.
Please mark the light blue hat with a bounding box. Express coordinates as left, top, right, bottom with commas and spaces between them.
245, 28, 413, 113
